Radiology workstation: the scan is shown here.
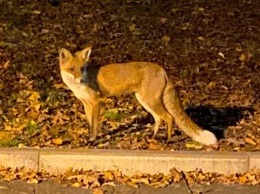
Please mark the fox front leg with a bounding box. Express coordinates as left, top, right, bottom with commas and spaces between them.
82, 101, 94, 139
82, 98, 100, 142
89, 101, 100, 141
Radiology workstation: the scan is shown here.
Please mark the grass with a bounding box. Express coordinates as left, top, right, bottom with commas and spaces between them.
0, 139, 20, 147
23, 120, 39, 136
103, 110, 122, 121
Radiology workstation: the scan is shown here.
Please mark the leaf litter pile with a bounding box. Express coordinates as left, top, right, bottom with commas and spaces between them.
0, 0, 259, 189
0, 166, 259, 190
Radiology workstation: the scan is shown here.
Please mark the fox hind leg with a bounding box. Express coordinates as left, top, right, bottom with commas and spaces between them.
135, 93, 173, 142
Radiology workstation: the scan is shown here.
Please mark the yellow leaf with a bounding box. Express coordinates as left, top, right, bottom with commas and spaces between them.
72, 182, 82, 187
239, 175, 247, 184
171, 8, 178, 13
246, 172, 255, 181
234, 147, 241, 151
104, 171, 114, 181
128, 24, 136, 32
52, 138, 63, 145
30, 120, 36, 126
186, 142, 203, 149
15, 123, 27, 131
139, 177, 149, 184
199, 7, 205, 12
239, 54, 247, 61
3, 60, 10, 68
4, 123, 12, 131
0, 132, 15, 140
27, 178, 38, 184
245, 137, 256, 145
54, 83, 66, 89
97, 143, 104, 148
162, 35, 171, 43
111, 170, 121, 178
206, 81, 216, 90
4, 174, 15, 181
11, 107, 19, 115
93, 188, 104, 194
29, 92, 40, 101
18, 143, 27, 148
32, 103, 41, 112
170, 168, 182, 182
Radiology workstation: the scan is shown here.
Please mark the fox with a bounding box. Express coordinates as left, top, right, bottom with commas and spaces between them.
59, 47, 217, 145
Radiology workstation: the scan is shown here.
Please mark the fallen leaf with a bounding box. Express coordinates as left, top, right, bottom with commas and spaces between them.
103, 171, 114, 181
18, 143, 27, 148
72, 181, 82, 187
27, 178, 38, 184
239, 174, 247, 184
31, 10, 41, 14
218, 52, 225, 58
197, 36, 205, 41
139, 177, 149, 184
148, 142, 163, 150
169, 168, 182, 182
206, 81, 216, 90
52, 138, 63, 145
162, 35, 171, 43
93, 188, 104, 194
186, 142, 203, 149
128, 24, 136, 32
54, 83, 67, 89
3, 60, 10, 69
239, 54, 247, 61
245, 137, 256, 145
171, 8, 178, 13
29, 91, 40, 101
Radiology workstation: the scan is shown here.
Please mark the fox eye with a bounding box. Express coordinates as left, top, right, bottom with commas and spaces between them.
80, 66, 84, 72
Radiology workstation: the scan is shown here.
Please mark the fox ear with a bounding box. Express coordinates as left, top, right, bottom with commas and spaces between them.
59, 48, 72, 63
79, 47, 92, 62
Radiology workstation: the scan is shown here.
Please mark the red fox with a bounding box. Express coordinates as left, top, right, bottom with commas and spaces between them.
59, 47, 217, 145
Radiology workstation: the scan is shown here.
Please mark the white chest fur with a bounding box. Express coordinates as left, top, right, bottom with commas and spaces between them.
61, 70, 91, 100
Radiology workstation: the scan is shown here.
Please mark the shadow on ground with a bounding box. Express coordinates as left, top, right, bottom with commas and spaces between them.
93, 105, 255, 146
185, 106, 255, 140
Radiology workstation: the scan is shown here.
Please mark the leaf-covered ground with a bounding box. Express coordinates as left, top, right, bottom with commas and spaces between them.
0, 166, 259, 189
0, 0, 259, 151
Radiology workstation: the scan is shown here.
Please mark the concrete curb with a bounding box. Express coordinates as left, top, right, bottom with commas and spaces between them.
0, 148, 259, 175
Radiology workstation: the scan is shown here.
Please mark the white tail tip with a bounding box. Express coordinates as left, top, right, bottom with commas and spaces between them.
193, 130, 218, 145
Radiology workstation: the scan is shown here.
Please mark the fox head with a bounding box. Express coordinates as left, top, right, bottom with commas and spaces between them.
59, 47, 92, 79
